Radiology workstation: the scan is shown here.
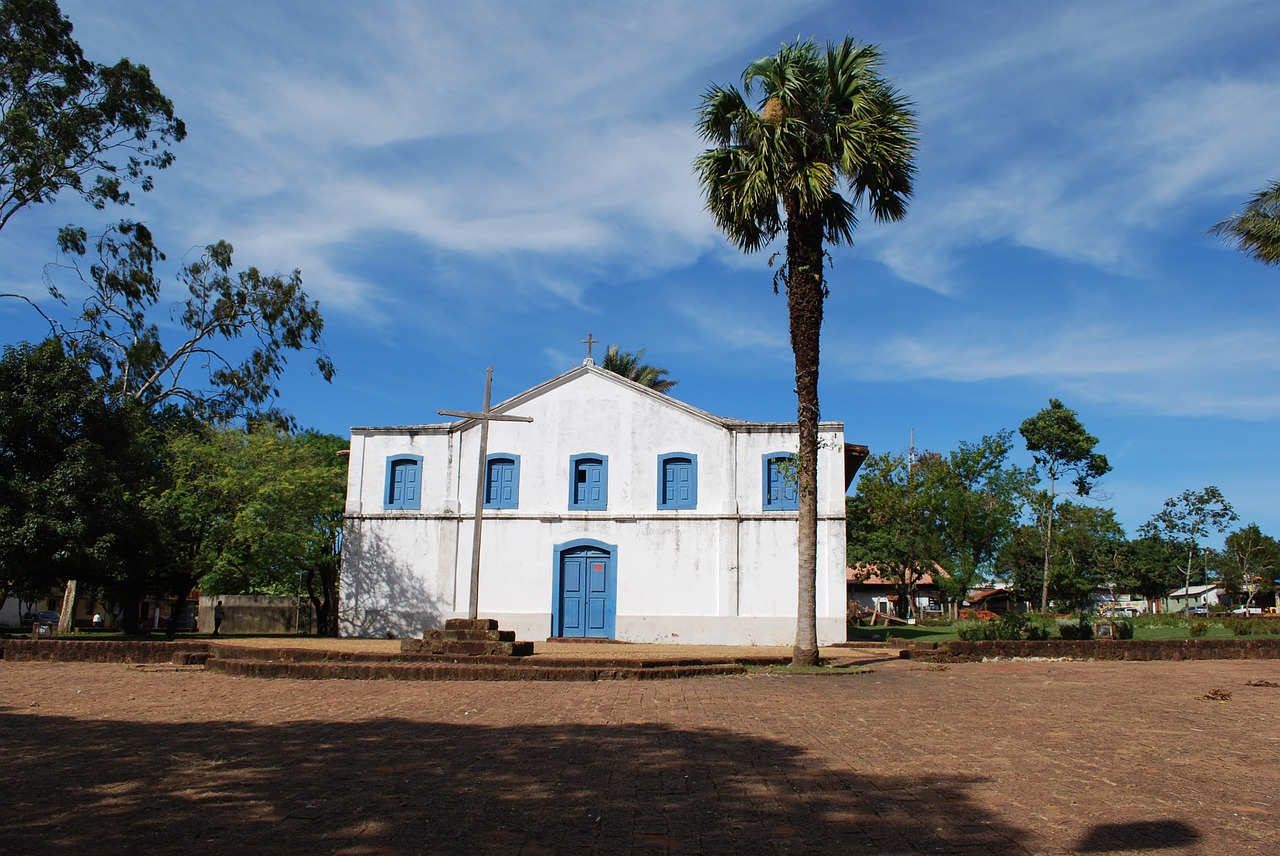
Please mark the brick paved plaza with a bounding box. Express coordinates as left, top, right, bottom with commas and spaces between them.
2, 656, 1277, 854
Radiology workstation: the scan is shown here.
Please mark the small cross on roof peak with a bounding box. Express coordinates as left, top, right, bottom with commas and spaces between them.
582, 331, 599, 365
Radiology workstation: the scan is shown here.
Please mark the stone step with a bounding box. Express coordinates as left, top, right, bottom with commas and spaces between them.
204, 658, 746, 681
420, 628, 517, 643
444, 618, 499, 631
402, 638, 535, 657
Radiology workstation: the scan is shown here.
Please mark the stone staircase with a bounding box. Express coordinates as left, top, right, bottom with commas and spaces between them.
400, 618, 534, 657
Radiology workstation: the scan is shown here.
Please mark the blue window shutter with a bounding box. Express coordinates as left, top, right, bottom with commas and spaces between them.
657, 453, 697, 509
484, 454, 520, 509
763, 453, 798, 511
569, 454, 608, 510
385, 455, 423, 510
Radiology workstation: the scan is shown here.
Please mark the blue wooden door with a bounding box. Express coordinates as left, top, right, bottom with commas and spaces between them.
558, 547, 612, 637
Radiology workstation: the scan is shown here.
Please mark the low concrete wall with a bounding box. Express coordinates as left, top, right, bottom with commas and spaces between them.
198, 595, 300, 635
919, 638, 1280, 661
0, 639, 210, 663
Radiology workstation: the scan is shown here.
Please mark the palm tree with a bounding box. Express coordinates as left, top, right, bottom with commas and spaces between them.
601, 344, 677, 393
1211, 180, 1280, 267
695, 37, 917, 666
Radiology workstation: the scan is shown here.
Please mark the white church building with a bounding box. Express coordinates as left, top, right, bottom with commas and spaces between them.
339, 361, 862, 645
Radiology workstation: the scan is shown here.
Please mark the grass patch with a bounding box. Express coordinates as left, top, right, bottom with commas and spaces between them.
848, 617, 1280, 644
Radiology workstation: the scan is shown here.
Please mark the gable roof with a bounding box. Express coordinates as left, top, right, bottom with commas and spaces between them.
352, 363, 847, 436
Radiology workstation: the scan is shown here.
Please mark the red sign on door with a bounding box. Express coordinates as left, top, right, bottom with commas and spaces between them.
592, 563, 604, 572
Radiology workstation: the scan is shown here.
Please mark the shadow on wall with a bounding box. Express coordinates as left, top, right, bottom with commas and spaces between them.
2, 710, 1045, 854
339, 523, 443, 638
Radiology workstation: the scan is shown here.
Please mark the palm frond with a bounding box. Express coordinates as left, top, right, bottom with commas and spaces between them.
1210, 180, 1280, 267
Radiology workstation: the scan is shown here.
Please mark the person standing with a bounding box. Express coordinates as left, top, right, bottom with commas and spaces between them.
213, 601, 226, 636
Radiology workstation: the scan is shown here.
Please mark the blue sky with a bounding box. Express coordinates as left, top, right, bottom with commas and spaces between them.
2, 0, 1277, 544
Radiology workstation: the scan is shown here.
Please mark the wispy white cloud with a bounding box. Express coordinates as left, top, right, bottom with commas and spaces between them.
831, 319, 1280, 419
869, 1, 1280, 291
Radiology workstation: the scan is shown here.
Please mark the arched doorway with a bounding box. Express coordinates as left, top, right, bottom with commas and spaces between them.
552, 540, 616, 638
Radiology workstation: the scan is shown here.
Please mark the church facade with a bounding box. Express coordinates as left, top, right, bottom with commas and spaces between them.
340, 363, 860, 645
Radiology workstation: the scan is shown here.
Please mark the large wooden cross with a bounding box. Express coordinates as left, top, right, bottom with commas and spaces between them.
439, 367, 533, 620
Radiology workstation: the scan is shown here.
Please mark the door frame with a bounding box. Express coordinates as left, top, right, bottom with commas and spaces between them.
551, 538, 617, 638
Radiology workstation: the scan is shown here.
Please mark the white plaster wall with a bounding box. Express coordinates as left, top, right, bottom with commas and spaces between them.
348, 428, 455, 515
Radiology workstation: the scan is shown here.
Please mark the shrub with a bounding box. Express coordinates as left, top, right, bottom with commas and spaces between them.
1188, 620, 1209, 637
1134, 612, 1182, 628
1025, 623, 1050, 641
955, 620, 997, 641
1057, 617, 1094, 640
1114, 619, 1134, 640
994, 612, 1030, 640
1227, 619, 1256, 636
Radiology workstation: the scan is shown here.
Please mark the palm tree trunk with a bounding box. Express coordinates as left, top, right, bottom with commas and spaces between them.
787, 208, 825, 667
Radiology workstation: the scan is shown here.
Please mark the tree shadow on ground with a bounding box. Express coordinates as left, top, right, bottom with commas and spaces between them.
1077, 819, 1200, 851
1, 707, 1037, 855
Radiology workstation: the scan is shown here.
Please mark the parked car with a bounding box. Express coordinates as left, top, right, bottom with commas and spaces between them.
1181, 604, 1208, 616
22, 610, 60, 627
1232, 606, 1263, 616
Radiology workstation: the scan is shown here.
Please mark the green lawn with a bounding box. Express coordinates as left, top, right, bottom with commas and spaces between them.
846, 619, 1280, 643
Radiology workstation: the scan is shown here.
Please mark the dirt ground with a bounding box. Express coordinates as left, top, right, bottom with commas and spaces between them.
2, 655, 1277, 855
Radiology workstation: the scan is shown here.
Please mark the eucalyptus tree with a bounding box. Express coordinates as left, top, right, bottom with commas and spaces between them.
1138, 486, 1237, 593
1210, 180, 1280, 267
1019, 399, 1111, 611
601, 344, 677, 393
0, 0, 185, 233
696, 37, 917, 665
1000, 501, 1126, 610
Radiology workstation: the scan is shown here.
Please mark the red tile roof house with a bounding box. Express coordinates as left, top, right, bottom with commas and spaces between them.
846, 563, 945, 625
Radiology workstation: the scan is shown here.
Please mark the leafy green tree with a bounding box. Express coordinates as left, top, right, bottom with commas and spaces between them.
601, 344, 677, 392
0, 339, 151, 616
696, 37, 917, 665
1000, 501, 1125, 610
1019, 399, 1111, 611
146, 425, 346, 638
295, 430, 347, 636
1138, 486, 1237, 594
1113, 535, 1183, 605
1210, 180, 1280, 267
922, 431, 1031, 615
846, 451, 941, 619
1216, 524, 1280, 609
0, 0, 184, 233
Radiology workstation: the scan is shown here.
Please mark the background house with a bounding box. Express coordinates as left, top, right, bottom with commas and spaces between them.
846, 564, 943, 622
340, 363, 862, 645
1164, 584, 1223, 613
